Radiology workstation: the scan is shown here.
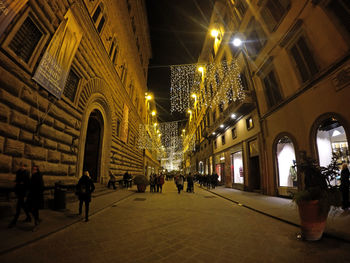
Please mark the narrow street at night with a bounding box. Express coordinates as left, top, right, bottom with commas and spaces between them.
1, 181, 350, 263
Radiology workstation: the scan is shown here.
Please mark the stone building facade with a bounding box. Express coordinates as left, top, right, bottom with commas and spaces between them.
0, 0, 152, 186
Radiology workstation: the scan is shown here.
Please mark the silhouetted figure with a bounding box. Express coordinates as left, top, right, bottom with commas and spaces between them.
108, 171, 116, 189
157, 173, 165, 193
8, 163, 31, 228
27, 165, 44, 228
175, 175, 184, 194
77, 171, 95, 222
186, 173, 194, 193
340, 163, 350, 209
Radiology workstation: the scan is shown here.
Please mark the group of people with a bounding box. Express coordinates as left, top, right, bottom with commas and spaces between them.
8, 163, 44, 229
196, 173, 219, 190
174, 173, 194, 194
149, 173, 165, 193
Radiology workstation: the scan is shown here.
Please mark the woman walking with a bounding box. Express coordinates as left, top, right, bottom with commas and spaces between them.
27, 165, 44, 228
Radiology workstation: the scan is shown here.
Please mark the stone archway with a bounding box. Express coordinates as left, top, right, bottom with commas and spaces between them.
83, 110, 104, 182
77, 78, 115, 183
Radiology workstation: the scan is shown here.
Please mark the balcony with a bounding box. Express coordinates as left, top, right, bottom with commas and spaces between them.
208, 91, 255, 137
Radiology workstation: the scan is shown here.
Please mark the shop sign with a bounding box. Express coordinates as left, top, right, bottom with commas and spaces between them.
33, 9, 82, 99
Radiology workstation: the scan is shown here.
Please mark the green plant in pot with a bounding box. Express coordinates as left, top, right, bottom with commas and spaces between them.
293, 153, 342, 241
133, 175, 149, 192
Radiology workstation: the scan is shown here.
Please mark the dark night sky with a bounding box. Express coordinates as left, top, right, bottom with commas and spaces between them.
146, 0, 214, 122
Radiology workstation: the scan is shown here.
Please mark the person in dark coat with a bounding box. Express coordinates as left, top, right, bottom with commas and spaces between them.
77, 171, 95, 222
186, 173, 194, 193
108, 171, 116, 189
9, 163, 31, 228
157, 173, 165, 193
27, 165, 44, 227
340, 163, 350, 209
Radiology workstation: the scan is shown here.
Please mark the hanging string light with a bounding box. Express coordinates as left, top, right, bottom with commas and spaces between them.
170, 60, 245, 113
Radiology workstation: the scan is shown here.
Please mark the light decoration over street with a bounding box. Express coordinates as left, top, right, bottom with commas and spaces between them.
170, 60, 245, 113
137, 120, 184, 167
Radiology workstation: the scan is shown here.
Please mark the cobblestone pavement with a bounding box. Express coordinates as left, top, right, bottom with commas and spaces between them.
1, 181, 350, 263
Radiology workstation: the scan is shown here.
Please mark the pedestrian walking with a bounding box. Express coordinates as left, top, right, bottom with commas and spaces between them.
157, 173, 165, 193
149, 173, 156, 193
8, 163, 31, 228
175, 174, 184, 194
186, 173, 194, 193
76, 171, 95, 222
340, 163, 350, 209
27, 165, 44, 229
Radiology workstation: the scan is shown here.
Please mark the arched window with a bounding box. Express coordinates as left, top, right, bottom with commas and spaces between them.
276, 135, 297, 187
316, 117, 349, 167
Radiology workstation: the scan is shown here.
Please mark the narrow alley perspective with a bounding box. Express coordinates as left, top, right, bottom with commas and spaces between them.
1, 181, 350, 263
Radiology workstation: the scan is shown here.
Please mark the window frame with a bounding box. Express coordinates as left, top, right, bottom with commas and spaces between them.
246, 116, 254, 130
2, 9, 50, 72
286, 32, 319, 84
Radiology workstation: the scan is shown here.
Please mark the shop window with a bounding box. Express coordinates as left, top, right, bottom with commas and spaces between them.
246, 116, 253, 130
263, 69, 283, 109
231, 151, 244, 184
222, 135, 226, 145
232, 127, 237, 139
63, 69, 80, 102
316, 117, 349, 168
245, 19, 267, 58
8, 17, 42, 63
327, 0, 350, 35
276, 136, 297, 187
289, 36, 318, 83
261, 0, 291, 32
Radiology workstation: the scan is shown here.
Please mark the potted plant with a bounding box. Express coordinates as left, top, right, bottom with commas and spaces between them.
293, 153, 342, 241
133, 175, 149, 193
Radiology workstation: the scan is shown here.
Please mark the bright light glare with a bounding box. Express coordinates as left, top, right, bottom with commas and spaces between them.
231, 114, 236, 119
212, 132, 216, 135
146, 95, 152, 100
220, 124, 224, 128
151, 111, 156, 116
232, 37, 242, 47
198, 67, 204, 73
211, 29, 219, 38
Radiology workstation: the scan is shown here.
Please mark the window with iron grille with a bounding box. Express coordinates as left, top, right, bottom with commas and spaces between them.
290, 36, 318, 83
261, 0, 290, 32
97, 16, 105, 33
116, 120, 120, 137
327, 0, 350, 35
222, 135, 226, 145
263, 69, 283, 108
214, 140, 217, 149
63, 70, 80, 102
92, 5, 101, 23
9, 17, 42, 63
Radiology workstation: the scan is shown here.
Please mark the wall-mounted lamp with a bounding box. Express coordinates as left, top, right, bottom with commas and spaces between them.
232, 37, 242, 47
151, 110, 156, 116
231, 114, 236, 119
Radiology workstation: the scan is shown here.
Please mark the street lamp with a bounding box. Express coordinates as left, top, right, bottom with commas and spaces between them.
211, 29, 219, 38
151, 110, 156, 116
232, 37, 242, 47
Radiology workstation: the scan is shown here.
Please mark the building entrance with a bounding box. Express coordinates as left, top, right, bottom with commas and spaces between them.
83, 110, 103, 182
249, 156, 260, 191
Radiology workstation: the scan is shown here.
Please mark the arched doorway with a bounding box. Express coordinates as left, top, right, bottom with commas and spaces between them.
316, 117, 349, 167
83, 110, 104, 182
276, 136, 297, 192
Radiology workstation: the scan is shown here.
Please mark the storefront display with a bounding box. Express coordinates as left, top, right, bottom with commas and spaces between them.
231, 151, 244, 184
276, 136, 297, 187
